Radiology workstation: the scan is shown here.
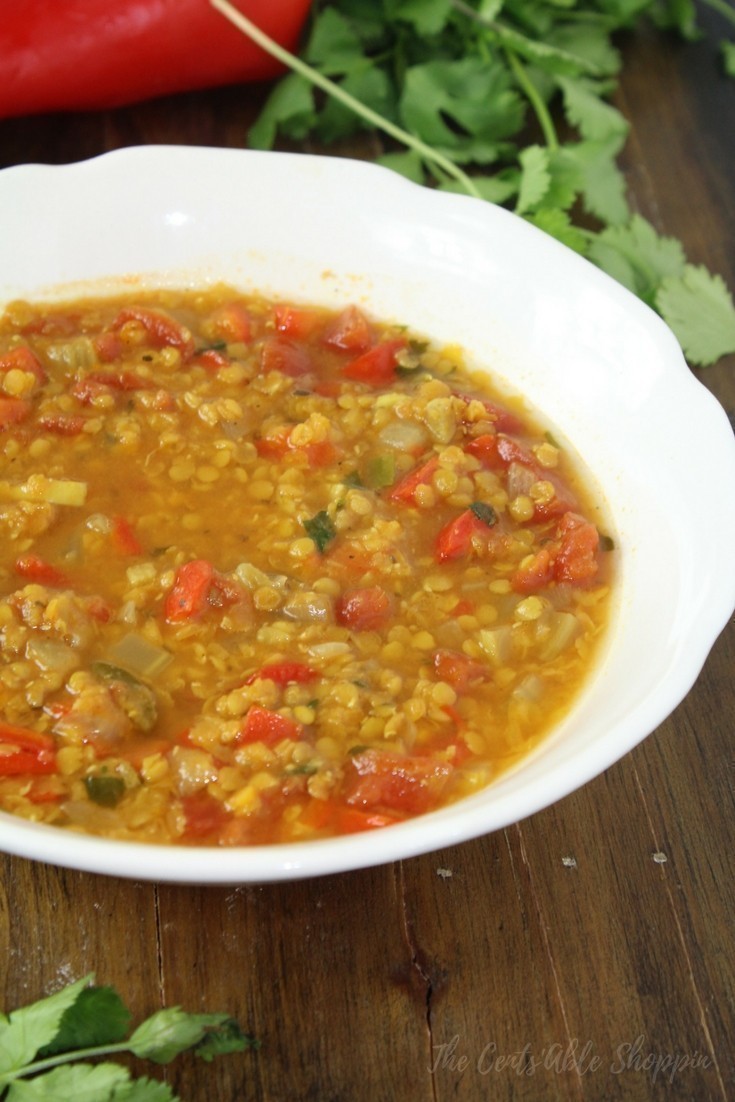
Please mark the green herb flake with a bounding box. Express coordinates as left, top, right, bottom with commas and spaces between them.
303, 510, 337, 553
469, 501, 498, 526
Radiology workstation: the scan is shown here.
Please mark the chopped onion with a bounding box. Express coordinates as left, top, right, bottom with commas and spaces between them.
104, 633, 172, 678
377, 419, 428, 451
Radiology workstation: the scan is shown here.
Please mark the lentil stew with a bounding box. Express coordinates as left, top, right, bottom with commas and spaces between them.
0, 288, 612, 845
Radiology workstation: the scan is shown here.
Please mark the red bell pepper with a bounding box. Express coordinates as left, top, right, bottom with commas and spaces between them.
0, 722, 57, 776
0, 1, 312, 120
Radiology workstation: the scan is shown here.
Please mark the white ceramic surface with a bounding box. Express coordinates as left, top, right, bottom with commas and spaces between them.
1, 146, 733, 883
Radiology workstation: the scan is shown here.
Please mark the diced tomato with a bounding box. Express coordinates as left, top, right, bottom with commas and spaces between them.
435, 509, 488, 563
0, 397, 31, 428
260, 336, 313, 378
25, 781, 64, 804
181, 791, 232, 842
345, 749, 453, 815
112, 307, 195, 357
37, 413, 86, 435
0, 721, 57, 777
273, 304, 325, 340
511, 547, 555, 594
72, 370, 149, 404
465, 433, 502, 469
322, 305, 373, 352
452, 599, 475, 617
209, 301, 253, 344
93, 331, 124, 362
390, 455, 439, 504
341, 338, 406, 387
246, 662, 317, 686
194, 348, 230, 371
433, 649, 487, 692
336, 586, 393, 632
164, 559, 215, 623
255, 427, 290, 460
111, 516, 143, 556
0, 345, 46, 384
457, 392, 523, 434
307, 440, 340, 467
301, 797, 398, 834
15, 553, 70, 588
239, 705, 302, 746
554, 512, 600, 585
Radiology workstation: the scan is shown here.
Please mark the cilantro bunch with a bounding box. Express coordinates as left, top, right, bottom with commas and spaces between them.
211, 0, 735, 367
0, 975, 254, 1100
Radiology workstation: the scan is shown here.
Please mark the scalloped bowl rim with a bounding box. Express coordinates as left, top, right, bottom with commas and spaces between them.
0, 146, 733, 883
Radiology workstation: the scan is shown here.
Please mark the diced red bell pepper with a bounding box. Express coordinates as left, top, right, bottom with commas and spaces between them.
239, 705, 302, 746
15, 554, 70, 588
245, 662, 317, 686
341, 339, 406, 387
0, 721, 57, 776
345, 750, 453, 815
0, 0, 313, 119
390, 456, 439, 504
322, 306, 373, 352
164, 559, 215, 623
336, 586, 393, 632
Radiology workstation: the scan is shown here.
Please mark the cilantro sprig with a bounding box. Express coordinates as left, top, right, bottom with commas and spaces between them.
210, 0, 735, 368
0, 975, 255, 1101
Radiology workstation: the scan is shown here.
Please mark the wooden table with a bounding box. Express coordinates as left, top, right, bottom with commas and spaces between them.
1, 14, 733, 1101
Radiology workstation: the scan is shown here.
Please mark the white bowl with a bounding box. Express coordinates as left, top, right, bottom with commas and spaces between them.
1, 146, 733, 883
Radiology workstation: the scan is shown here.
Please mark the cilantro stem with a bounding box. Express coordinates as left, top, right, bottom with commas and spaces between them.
700, 0, 735, 26
0, 1042, 132, 1085
503, 48, 559, 153
208, 0, 483, 200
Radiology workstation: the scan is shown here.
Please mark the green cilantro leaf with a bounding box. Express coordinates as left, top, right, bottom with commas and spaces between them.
129, 1009, 231, 1065
0, 976, 93, 1077
556, 76, 629, 142
38, 987, 131, 1057
525, 208, 589, 254
587, 215, 686, 304
194, 1019, 258, 1063
248, 73, 316, 150
656, 266, 735, 366
303, 510, 337, 553
399, 57, 525, 164
515, 144, 551, 215
4, 1062, 137, 1102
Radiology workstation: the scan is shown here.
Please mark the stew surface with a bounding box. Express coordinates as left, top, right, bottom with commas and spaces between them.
0, 288, 612, 844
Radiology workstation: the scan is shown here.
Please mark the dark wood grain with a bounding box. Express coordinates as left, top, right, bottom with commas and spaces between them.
1, 12, 733, 1101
